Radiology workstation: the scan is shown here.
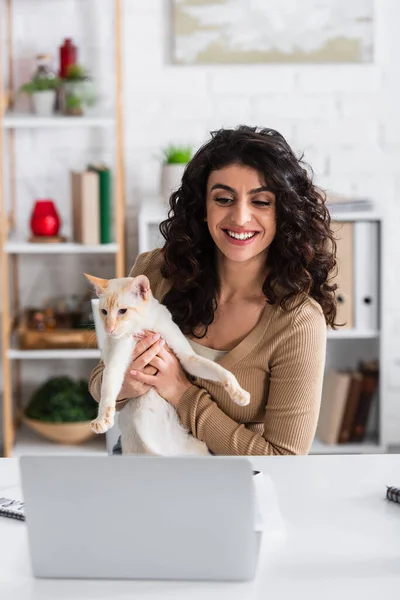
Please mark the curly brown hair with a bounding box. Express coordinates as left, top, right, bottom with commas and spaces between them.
160, 125, 338, 337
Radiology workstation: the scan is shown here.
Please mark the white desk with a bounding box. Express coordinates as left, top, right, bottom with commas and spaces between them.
1, 455, 399, 599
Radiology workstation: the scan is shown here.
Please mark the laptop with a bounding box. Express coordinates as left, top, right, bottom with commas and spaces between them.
20, 455, 263, 581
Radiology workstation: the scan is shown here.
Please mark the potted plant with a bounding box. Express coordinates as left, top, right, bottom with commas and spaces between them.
19, 76, 61, 116
23, 376, 98, 444
61, 64, 95, 116
160, 144, 192, 204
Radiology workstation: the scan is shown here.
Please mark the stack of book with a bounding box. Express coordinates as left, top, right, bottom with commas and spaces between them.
316, 360, 379, 445
70, 164, 112, 245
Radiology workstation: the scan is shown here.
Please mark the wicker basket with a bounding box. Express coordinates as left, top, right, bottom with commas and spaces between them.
22, 416, 95, 445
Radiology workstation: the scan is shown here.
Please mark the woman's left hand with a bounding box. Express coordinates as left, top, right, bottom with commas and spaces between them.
129, 336, 192, 408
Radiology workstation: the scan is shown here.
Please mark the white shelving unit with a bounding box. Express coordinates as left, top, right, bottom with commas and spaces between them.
138, 200, 386, 455
310, 438, 385, 455
0, 0, 126, 457
11, 423, 107, 458
8, 349, 101, 360
2, 110, 114, 129
5, 238, 119, 254
326, 330, 379, 340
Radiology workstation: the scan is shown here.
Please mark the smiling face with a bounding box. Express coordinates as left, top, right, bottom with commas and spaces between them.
205, 163, 277, 265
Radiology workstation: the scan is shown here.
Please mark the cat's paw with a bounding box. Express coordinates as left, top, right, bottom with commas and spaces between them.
91, 418, 109, 434
91, 407, 115, 434
223, 379, 251, 407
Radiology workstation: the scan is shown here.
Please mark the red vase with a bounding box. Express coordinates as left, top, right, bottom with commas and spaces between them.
30, 200, 60, 237
59, 38, 78, 78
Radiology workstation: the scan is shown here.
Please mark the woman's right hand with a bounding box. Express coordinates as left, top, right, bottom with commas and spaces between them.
117, 331, 165, 401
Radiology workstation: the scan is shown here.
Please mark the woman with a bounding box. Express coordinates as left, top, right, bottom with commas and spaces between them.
89, 125, 337, 456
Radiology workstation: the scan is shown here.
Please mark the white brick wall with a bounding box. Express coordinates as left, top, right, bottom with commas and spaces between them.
2, 0, 400, 444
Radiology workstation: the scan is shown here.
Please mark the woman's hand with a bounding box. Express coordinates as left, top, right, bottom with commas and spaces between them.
130, 338, 192, 408
116, 331, 167, 401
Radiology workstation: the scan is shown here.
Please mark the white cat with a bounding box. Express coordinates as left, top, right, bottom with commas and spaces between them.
85, 273, 250, 456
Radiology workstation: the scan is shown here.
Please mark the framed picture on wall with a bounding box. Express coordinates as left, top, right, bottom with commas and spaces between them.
172, 0, 374, 65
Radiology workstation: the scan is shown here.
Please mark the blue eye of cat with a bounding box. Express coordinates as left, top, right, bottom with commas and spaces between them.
118, 308, 127, 315
101, 309, 107, 315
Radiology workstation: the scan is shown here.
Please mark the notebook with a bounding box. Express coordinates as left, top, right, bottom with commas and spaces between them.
386, 486, 400, 505
0, 488, 25, 521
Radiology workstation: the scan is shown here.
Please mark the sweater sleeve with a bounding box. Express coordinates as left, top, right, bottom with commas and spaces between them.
87, 249, 163, 408
177, 302, 327, 456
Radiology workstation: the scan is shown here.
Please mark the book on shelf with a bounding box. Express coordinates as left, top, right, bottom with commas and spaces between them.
317, 360, 379, 445
70, 164, 113, 245
349, 360, 379, 443
316, 369, 352, 445
70, 171, 100, 245
87, 164, 113, 244
337, 371, 363, 443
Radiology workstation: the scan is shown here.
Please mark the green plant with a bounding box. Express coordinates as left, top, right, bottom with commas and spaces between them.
162, 144, 192, 164
65, 94, 83, 110
64, 64, 89, 81
62, 64, 95, 113
25, 376, 97, 423
19, 76, 61, 94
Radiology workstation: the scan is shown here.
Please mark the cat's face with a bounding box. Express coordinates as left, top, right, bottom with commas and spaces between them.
84, 274, 151, 338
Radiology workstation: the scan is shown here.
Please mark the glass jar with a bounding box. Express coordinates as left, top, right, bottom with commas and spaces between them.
33, 54, 56, 82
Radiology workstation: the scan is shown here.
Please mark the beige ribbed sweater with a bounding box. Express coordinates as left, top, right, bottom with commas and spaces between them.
89, 249, 327, 456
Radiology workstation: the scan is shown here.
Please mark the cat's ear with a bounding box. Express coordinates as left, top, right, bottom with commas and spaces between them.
130, 275, 150, 301
84, 273, 109, 296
